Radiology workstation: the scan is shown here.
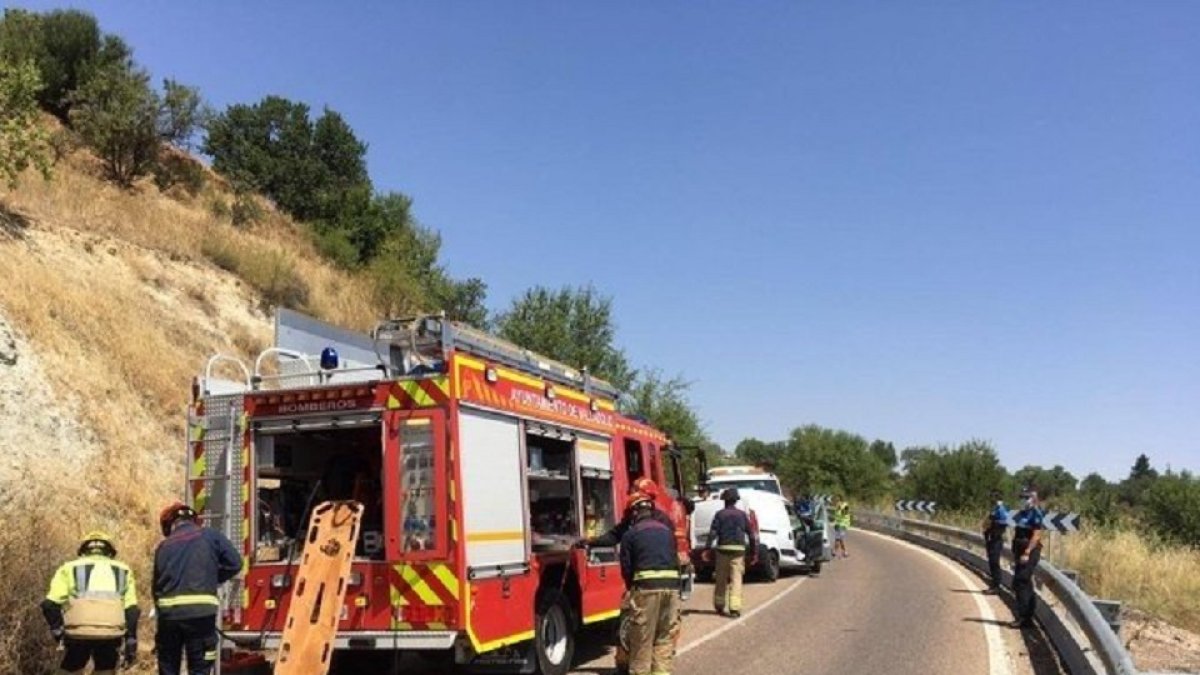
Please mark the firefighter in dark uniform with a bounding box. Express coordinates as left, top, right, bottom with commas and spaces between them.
981, 490, 1010, 593
706, 488, 756, 617
581, 478, 681, 673
1009, 489, 1045, 628
41, 531, 140, 675
154, 502, 243, 675
619, 493, 682, 675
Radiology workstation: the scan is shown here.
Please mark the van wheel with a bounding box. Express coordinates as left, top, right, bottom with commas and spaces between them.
763, 551, 780, 582
533, 594, 575, 675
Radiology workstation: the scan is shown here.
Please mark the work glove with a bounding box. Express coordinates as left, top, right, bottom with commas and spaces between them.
123, 637, 137, 668
49, 628, 64, 645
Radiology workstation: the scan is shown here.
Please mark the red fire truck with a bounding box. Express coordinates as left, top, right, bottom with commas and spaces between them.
187, 310, 691, 674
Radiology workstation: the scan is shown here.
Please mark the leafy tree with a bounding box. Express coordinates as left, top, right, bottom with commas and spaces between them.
624, 370, 715, 494
1142, 472, 1200, 546
1077, 473, 1120, 526
495, 285, 635, 389
868, 440, 898, 471
777, 425, 890, 502
733, 438, 785, 469
68, 61, 159, 186
1119, 453, 1159, 508
157, 78, 206, 149
0, 59, 53, 187
204, 96, 371, 227
436, 277, 489, 328
1130, 454, 1158, 481
1013, 464, 1078, 503
0, 10, 47, 73
900, 440, 1008, 511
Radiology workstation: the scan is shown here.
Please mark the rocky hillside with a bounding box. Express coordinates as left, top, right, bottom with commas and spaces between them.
0, 139, 376, 674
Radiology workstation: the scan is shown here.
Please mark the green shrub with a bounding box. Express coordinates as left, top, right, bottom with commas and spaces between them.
1143, 473, 1200, 547
152, 152, 205, 197
230, 192, 263, 228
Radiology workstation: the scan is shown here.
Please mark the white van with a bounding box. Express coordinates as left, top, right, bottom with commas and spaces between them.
689, 466, 805, 581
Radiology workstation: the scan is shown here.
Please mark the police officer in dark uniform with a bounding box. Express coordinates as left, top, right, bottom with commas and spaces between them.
980, 490, 1010, 594
1009, 488, 1045, 628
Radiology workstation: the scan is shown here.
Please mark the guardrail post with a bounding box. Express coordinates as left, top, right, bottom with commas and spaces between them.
1091, 599, 1122, 636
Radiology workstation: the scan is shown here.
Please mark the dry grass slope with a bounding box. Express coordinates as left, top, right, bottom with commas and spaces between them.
0, 139, 380, 674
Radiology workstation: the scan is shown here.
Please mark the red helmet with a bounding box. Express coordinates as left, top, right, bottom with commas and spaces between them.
624, 492, 652, 513
159, 501, 197, 536
632, 477, 660, 501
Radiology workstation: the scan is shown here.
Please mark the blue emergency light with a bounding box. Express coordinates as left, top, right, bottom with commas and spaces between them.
320, 347, 339, 371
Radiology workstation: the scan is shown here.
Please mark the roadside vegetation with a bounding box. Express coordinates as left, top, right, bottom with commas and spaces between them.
0, 8, 716, 673
0, 6, 1193, 673
733, 429, 1200, 633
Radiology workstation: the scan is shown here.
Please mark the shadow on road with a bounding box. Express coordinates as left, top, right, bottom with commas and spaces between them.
964, 617, 1016, 627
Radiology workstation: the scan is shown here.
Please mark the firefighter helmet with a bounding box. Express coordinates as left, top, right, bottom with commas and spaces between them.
625, 492, 652, 513
159, 501, 197, 536
78, 531, 117, 557
632, 477, 660, 501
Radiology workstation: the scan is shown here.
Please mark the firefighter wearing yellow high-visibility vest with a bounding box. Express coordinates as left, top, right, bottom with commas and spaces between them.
618, 492, 682, 675
706, 488, 756, 617
40, 531, 140, 675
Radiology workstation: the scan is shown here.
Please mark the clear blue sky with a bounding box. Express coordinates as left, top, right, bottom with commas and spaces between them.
17, 1, 1198, 480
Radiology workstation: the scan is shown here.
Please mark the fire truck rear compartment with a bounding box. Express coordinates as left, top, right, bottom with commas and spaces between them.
254, 423, 385, 562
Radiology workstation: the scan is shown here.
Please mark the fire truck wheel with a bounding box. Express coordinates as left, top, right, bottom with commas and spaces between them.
533, 594, 575, 675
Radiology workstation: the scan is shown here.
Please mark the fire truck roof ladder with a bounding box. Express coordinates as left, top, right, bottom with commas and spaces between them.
374, 315, 621, 401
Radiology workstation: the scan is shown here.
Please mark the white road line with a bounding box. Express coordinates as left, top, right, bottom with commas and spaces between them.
676, 575, 808, 656
859, 529, 1015, 675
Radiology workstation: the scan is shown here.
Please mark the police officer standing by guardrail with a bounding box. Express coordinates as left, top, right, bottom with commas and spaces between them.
1009, 488, 1045, 629
980, 490, 1009, 594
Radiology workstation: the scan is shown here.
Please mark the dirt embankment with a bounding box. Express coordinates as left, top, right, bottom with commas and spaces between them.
0, 312, 100, 497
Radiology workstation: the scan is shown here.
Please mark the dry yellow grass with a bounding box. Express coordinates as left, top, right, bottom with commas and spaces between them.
1057, 529, 1200, 635
0, 139, 382, 673
925, 510, 1200, 634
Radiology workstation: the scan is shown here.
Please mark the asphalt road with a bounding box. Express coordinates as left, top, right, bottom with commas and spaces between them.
332, 530, 1063, 674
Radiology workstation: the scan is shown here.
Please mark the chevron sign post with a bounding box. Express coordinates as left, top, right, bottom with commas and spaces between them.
1045, 512, 1081, 533
894, 500, 937, 514
1002, 511, 1081, 533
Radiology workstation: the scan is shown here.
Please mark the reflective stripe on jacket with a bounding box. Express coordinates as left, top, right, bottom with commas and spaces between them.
708, 506, 754, 551
620, 517, 679, 590
45, 555, 138, 639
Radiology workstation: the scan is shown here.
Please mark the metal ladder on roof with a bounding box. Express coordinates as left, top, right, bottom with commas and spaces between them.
374, 315, 621, 400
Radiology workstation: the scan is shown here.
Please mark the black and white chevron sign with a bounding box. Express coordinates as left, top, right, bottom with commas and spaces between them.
813, 494, 832, 504
894, 500, 937, 514
1045, 512, 1081, 533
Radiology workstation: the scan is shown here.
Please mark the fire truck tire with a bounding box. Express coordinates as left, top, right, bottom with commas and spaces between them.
532, 593, 575, 675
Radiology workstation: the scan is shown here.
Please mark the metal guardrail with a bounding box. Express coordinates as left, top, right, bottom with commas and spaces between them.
856, 511, 1141, 675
